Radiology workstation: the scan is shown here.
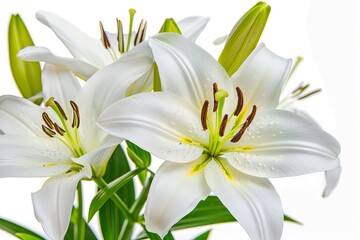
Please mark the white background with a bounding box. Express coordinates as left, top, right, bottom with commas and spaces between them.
0, 0, 359, 239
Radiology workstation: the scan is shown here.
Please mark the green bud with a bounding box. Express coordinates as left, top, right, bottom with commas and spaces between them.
159, 18, 182, 34
8, 14, 42, 104
218, 2, 271, 76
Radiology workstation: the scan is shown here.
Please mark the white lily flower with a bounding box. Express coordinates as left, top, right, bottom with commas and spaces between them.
17, 11, 209, 81
0, 47, 153, 239
278, 61, 341, 197
98, 33, 340, 240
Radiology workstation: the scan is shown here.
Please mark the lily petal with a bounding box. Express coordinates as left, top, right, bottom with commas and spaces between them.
76, 45, 154, 150
224, 110, 340, 178
18, 46, 98, 79
204, 160, 283, 240
42, 64, 81, 116
73, 136, 120, 177
0, 135, 72, 177
177, 16, 210, 42
149, 33, 233, 110
98, 92, 207, 163
145, 161, 211, 238
323, 166, 341, 197
0, 95, 45, 136
231, 43, 292, 110
32, 164, 92, 240
36, 11, 112, 68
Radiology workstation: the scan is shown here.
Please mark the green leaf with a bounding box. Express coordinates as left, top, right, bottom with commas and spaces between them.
218, 1, 271, 76
98, 145, 137, 240
8, 14, 42, 104
159, 18, 182, 34
284, 214, 302, 225
138, 227, 174, 240
16, 233, 43, 240
64, 207, 97, 240
0, 217, 44, 239
193, 230, 212, 240
173, 196, 301, 230
126, 141, 151, 185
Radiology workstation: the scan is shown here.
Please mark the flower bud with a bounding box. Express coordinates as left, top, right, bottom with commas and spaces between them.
218, 2, 271, 76
8, 14, 42, 104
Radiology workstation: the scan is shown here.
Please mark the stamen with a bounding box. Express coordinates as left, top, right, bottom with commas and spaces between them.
99, 21, 111, 49
117, 18, 125, 53
134, 19, 147, 46
219, 114, 228, 137
70, 101, 80, 128
298, 89, 321, 100
245, 105, 257, 127
201, 100, 209, 131
54, 101, 68, 120
213, 83, 218, 112
230, 105, 257, 143
42, 112, 54, 129
54, 123, 65, 136
234, 87, 244, 116
42, 125, 55, 138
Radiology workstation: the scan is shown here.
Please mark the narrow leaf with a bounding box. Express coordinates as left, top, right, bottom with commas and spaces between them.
193, 230, 212, 240
8, 14, 42, 103
218, 1, 271, 76
97, 145, 137, 240
89, 161, 142, 222
0, 217, 44, 239
64, 207, 97, 240
16, 233, 44, 240
173, 196, 300, 230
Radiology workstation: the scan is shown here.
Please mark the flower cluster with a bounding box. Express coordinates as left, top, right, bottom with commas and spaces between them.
1, 2, 340, 240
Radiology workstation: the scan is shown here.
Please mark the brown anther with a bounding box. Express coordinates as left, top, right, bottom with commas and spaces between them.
54, 101, 67, 120
99, 21, 111, 49
201, 100, 209, 131
134, 19, 147, 46
298, 89, 321, 100
230, 105, 257, 143
117, 18, 125, 53
42, 112, 54, 129
54, 123, 65, 136
212, 83, 218, 112
219, 114, 228, 137
42, 125, 55, 138
292, 83, 310, 96
234, 87, 244, 116
70, 101, 80, 128
245, 105, 257, 127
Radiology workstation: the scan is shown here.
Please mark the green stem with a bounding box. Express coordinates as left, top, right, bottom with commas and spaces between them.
76, 182, 85, 240
94, 177, 132, 219
118, 219, 133, 240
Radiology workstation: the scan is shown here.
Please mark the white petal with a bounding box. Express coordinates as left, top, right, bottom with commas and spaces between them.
76, 44, 154, 149
225, 110, 340, 178
73, 136, 120, 177
36, 11, 112, 68
213, 34, 228, 45
145, 161, 211, 238
18, 46, 98, 79
32, 165, 92, 240
149, 33, 233, 110
0, 95, 45, 136
177, 16, 210, 42
98, 92, 207, 163
0, 135, 72, 177
42, 64, 81, 116
323, 165, 341, 197
205, 160, 283, 240
231, 43, 292, 110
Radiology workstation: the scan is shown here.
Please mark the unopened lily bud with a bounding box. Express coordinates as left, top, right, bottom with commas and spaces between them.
8, 14, 42, 104
159, 18, 182, 34
218, 1, 271, 76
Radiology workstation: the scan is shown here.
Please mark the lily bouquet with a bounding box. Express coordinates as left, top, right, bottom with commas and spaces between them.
1, 2, 340, 240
